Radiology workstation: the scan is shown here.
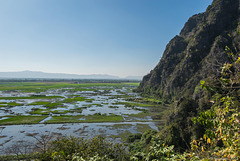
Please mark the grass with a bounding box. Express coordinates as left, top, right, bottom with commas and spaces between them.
109, 95, 133, 99
45, 102, 65, 109
28, 101, 65, 109
51, 110, 69, 114
30, 108, 70, 115
28, 101, 50, 106
122, 83, 140, 86
112, 123, 133, 129
135, 123, 152, 133
115, 102, 157, 107
109, 123, 155, 141
127, 111, 150, 118
140, 98, 163, 104
126, 97, 164, 105
45, 115, 83, 123
29, 109, 50, 115
0, 82, 140, 92
0, 116, 48, 125
110, 131, 133, 141
46, 114, 124, 123
85, 114, 123, 122
0, 82, 146, 124
7, 102, 23, 106
63, 88, 97, 92
0, 95, 64, 100
0, 102, 24, 107
69, 108, 83, 113
62, 97, 93, 103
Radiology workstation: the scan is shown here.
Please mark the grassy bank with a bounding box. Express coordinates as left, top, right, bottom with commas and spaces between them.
0, 116, 48, 125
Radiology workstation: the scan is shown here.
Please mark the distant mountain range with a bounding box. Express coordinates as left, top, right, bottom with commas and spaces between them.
0, 71, 142, 80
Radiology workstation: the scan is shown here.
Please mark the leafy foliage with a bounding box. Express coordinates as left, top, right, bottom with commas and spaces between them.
37, 136, 129, 161
189, 46, 240, 160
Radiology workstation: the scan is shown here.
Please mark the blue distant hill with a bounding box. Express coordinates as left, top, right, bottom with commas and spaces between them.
0, 71, 142, 80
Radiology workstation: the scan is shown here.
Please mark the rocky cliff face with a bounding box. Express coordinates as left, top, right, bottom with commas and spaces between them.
137, 0, 240, 100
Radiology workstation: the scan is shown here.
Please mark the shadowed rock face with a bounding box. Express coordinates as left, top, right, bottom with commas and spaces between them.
137, 0, 240, 100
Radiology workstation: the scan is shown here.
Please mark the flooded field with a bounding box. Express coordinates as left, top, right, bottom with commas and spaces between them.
0, 82, 165, 152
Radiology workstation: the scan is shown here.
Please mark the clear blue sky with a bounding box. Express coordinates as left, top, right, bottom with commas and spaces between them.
0, 0, 212, 77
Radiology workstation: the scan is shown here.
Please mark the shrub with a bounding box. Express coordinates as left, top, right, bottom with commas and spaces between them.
38, 136, 129, 161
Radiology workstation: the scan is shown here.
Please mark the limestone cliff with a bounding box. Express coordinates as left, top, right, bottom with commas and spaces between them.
137, 0, 240, 100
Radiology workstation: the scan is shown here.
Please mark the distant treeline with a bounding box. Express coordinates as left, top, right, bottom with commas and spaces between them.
0, 78, 140, 83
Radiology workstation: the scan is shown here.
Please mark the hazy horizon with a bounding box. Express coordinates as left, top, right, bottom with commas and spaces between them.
0, 0, 212, 77
0, 70, 142, 79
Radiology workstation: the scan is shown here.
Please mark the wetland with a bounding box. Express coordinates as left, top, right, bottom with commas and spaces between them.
0, 81, 166, 153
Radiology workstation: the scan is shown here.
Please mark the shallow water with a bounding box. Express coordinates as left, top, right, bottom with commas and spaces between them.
0, 121, 158, 152
0, 87, 143, 117
0, 85, 160, 152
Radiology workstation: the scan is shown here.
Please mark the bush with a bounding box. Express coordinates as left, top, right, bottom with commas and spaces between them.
127, 133, 142, 143
38, 136, 129, 161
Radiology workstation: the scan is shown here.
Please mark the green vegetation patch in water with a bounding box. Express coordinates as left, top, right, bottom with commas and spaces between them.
45, 102, 65, 109
135, 123, 152, 133
5, 102, 23, 107
51, 110, 69, 114
0, 82, 139, 93
0, 116, 47, 125
63, 88, 96, 92
0, 95, 64, 100
69, 107, 83, 113
28, 101, 50, 106
115, 102, 157, 107
122, 83, 140, 86
126, 111, 150, 118
85, 114, 123, 122
62, 97, 93, 103
46, 114, 123, 123
29, 108, 50, 115
28, 101, 65, 109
